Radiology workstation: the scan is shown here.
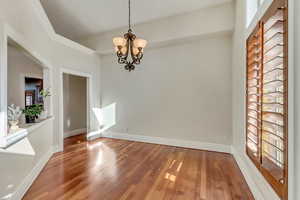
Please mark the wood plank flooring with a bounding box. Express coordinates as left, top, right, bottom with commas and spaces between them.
23, 134, 254, 200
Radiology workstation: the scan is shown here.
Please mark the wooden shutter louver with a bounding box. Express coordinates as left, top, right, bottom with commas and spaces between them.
246, 24, 263, 164
246, 0, 288, 199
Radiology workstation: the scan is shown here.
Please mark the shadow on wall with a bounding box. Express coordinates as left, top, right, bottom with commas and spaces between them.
88, 103, 116, 138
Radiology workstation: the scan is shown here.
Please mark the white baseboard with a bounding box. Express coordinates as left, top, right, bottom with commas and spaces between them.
231, 147, 281, 200
102, 131, 231, 153
12, 147, 54, 200
64, 128, 87, 139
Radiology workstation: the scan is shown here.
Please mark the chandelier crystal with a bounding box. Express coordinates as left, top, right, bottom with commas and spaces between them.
112, 0, 147, 71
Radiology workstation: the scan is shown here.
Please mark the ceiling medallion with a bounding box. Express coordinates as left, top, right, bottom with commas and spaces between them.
113, 0, 147, 72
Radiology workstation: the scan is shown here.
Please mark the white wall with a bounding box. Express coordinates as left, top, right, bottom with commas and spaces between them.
101, 34, 232, 146
0, 0, 100, 199
7, 45, 43, 108
232, 0, 246, 152
63, 74, 87, 136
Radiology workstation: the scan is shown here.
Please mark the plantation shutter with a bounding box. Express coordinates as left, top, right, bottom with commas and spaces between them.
246, 0, 288, 199
246, 24, 263, 164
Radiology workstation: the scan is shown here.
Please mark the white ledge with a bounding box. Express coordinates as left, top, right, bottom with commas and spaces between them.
0, 117, 54, 149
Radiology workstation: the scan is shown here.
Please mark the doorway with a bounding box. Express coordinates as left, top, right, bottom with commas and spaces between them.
63, 74, 87, 140
59, 68, 92, 152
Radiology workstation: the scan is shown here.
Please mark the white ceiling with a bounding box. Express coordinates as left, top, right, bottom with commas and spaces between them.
40, 0, 232, 40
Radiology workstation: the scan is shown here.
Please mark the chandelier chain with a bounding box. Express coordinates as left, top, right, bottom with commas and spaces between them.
128, 0, 131, 30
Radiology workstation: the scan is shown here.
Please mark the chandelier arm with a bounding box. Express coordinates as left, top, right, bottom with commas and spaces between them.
133, 52, 143, 64
132, 56, 140, 65
116, 51, 123, 58
117, 57, 124, 64
134, 58, 141, 65
133, 60, 139, 65
138, 52, 144, 60
118, 57, 126, 64
117, 50, 125, 62
132, 54, 139, 64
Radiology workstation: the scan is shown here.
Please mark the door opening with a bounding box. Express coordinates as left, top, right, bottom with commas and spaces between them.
62, 73, 88, 148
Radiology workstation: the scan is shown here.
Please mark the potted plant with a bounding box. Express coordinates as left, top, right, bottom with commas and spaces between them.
39, 88, 51, 119
23, 104, 43, 123
7, 104, 22, 131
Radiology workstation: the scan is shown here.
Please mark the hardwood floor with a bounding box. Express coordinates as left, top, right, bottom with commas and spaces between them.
23, 135, 254, 200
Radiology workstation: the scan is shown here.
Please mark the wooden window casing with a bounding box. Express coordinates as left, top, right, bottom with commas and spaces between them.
246, 0, 288, 199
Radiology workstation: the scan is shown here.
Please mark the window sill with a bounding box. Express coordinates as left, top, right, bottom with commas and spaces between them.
0, 116, 54, 149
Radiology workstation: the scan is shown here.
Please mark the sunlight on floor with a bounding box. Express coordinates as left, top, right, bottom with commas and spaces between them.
165, 173, 177, 182
87, 141, 117, 181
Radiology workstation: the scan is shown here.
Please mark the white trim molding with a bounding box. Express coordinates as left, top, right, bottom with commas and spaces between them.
64, 128, 87, 139
287, 0, 295, 199
59, 68, 94, 152
102, 131, 231, 153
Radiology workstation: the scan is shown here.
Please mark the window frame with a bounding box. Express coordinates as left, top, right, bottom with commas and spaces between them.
245, 0, 289, 199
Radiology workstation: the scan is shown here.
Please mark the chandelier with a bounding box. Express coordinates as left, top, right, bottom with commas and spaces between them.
112, 0, 147, 71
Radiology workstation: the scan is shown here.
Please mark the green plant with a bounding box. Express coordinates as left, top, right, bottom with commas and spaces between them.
22, 104, 43, 117
40, 88, 51, 99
